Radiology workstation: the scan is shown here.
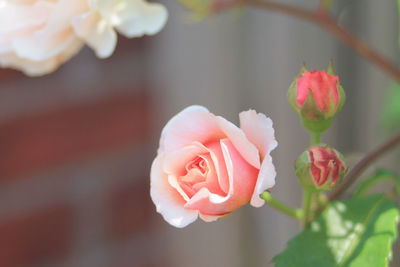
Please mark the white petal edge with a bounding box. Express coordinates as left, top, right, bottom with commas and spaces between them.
72, 11, 117, 58
150, 154, 198, 228
114, 0, 168, 37
239, 109, 278, 157
215, 115, 261, 169
159, 105, 224, 154
250, 154, 277, 207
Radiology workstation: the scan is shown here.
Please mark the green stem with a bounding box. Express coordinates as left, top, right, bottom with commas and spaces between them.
260, 192, 302, 220
311, 132, 321, 145
301, 190, 313, 228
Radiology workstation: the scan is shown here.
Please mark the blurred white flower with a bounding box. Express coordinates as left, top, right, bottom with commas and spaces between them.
0, 0, 168, 76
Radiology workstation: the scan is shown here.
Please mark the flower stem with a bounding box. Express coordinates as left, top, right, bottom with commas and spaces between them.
311, 132, 321, 145
260, 191, 302, 220
301, 190, 313, 228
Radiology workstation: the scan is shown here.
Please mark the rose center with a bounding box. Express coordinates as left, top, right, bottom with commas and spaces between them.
177, 155, 210, 198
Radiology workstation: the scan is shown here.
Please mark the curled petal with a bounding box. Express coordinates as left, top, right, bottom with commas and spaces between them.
162, 142, 208, 176
0, 41, 83, 76
250, 154, 276, 207
114, 0, 168, 37
215, 116, 260, 169
72, 11, 117, 58
150, 155, 198, 228
159, 105, 224, 154
11, 0, 87, 61
239, 109, 277, 157
239, 110, 278, 207
185, 139, 258, 216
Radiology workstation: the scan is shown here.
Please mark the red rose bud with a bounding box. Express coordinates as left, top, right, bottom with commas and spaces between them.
295, 145, 347, 191
288, 64, 345, 133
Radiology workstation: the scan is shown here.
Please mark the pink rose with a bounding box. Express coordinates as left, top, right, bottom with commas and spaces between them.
297, 70, 340, 113
150, 106, 277, 227
0, 0, 167, 76
288, 66, 346, 133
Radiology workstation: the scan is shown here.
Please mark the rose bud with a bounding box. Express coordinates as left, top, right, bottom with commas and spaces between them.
288, 64, 345, 133
151, 105, 277, 227
295, 145, 347, 191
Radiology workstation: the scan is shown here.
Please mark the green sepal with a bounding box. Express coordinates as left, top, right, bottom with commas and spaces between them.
327, 61, 335, 75
287, 78, 300, 113
337, 83, 346, 113
301, 116, 333, 133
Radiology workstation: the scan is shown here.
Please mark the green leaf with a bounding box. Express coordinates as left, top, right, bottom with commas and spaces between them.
353, 169, 400, 197
273, 195, 399, 267
381, 83, 400, 131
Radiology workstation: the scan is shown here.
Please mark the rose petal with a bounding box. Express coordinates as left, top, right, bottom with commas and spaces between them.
162, 142, 208, 176
113, 0, 168, 37
199, 213, 228, 222
239, 110, 277, 157
239, 110, 278, 207
0, 1, 53, 36
159, 105, 225, 154
250, 154, 277, 207
215, 116, 260, 169
203, 140, 229, 194
72, 11, 117, 58
0, 40, 83, 76
185, 139, 258, 215
150, 154, 198, 228
11, 0, 87, 61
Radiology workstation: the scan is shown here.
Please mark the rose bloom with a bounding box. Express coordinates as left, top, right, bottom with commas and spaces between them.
151, 106, 278, 227
0, 0, 167, 76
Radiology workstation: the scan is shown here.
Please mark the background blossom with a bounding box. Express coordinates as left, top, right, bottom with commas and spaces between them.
0, 0, 167, 76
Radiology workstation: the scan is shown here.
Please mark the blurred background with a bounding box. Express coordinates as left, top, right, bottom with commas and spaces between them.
0, 0, 399, 266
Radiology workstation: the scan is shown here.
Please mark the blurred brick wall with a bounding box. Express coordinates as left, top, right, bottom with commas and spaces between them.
0, 37, 168, 267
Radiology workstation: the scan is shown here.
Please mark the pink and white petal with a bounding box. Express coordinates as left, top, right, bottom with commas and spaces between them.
167, 175, 190, 201
159, 106, 224, 154
162, 143, 208, 176
113, 0, 168, 37
205, 140, 230, 194
184, 188, 231, 215
215, 116, 260, 169
199, 213, 228, 222
239, 109, 277, 158
150, 154, 198, 228
72, 11, 117, 58
185, 139, 258, 214
250, 154, 277, 207
221, 139, 259, 203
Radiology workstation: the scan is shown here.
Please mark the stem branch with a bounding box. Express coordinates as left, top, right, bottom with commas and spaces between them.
328, 132, 400, 201
260, 191, 302, 219
219, 0, 400, 84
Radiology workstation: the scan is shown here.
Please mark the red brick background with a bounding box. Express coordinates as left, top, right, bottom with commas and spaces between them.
0, 37, 169, 267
